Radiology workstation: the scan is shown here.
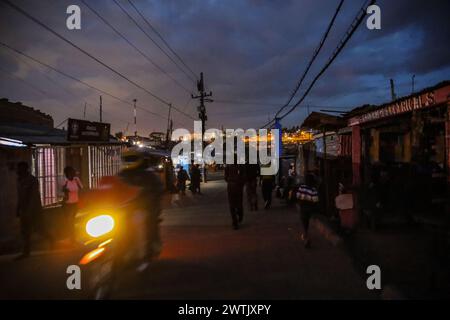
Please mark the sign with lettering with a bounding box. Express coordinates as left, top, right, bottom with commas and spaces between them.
348, 84, 450, 126
67, 118, 110, 142
349, 92, 435, 126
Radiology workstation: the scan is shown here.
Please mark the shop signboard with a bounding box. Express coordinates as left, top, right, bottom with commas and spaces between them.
314, 133, 338, 157
349, 84, 450, 126
349, 91, 435, 126
67, 118, 110, 142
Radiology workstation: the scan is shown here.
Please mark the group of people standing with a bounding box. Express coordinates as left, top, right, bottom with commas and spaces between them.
176, 163, 203, 195
15, 162, 83, 259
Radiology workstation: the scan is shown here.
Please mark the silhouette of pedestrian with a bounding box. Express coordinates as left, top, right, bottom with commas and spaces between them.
245, 163, 259, 211
260, 169, 275, 209
189, 163, 202, 194
62, 166, 83, 243
177, 166, 189, 195
15, 162, 53, 259
296, 173, 319, 248
225, 163, 246, 229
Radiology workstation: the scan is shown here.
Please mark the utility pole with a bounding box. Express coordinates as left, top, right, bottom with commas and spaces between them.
83, 102, 87, 119
99, 96, 103, 122
412, 74, 416, 94
133, 98, 137, 137
390, 79, 397, 101
166, 103, 172, 142
191, 72, 213, 139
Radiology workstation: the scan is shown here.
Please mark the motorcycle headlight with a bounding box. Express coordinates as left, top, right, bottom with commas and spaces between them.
86, 214, 115, 238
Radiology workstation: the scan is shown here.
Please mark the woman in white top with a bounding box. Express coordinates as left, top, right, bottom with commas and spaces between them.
63, 166, 83, 242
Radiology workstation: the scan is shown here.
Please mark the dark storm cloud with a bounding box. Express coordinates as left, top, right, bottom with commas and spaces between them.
0, 0, 449, 133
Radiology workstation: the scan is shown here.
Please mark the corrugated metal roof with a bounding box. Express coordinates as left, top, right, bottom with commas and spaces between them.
301, 112, 345, 130
0, 122, 122, 146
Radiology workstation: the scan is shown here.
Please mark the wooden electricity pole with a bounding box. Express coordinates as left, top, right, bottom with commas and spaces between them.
133, 98, 137, 137
99, 96, 103, 123
191, 72, 213, 139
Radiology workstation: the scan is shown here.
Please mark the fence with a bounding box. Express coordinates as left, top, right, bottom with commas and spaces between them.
33, 146, 66, 207
33, 144, 124, 207
88, 145, 124, 189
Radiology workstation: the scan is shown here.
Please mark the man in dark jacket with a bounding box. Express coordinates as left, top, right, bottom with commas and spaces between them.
16, 162, 53, 259
261, 171, 275, 209
245, 163, 259, 211
177, 166, 189, 195
224, 163, 246, 229
189, 163, 202, 194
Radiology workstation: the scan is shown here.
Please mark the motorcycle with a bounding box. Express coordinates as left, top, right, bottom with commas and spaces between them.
75, 176, 159, 299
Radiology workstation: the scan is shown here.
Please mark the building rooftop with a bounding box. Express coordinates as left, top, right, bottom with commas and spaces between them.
0, 121, 121, 146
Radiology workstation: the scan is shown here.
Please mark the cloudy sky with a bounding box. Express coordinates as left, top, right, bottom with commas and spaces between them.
0, 0, 449, 135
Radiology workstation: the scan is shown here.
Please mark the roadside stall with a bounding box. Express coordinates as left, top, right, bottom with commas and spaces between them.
347, 81, 450, 229
0, 118, 125, 240
300, 112, 348, 218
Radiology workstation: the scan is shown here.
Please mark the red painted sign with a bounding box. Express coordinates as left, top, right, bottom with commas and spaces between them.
349, 84, 450, 126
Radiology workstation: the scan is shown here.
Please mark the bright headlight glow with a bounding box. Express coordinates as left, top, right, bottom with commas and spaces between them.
86, 215, 115, 237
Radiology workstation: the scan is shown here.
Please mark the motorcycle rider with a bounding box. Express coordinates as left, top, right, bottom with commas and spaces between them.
118, 148, 164, 258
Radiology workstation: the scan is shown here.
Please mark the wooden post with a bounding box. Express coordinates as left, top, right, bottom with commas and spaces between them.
322, 128, 329, 216
352, 125, 361, 186
445, 103, 450, 217
351, 125, 362, 227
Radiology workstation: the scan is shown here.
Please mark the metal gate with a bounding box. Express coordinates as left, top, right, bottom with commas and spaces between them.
33, 146, 66, 207
88, 145, 124, 189
33, 144, 124, 207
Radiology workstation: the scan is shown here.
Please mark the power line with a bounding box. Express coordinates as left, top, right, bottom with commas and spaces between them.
1, 49, 100, 120
2, 48, 82, 102
127, 0, 198, 80
0, 41, 187, 127
0, 66, 51, 97
0, 63, 128, 124
0, 66, 102, 121
1, 0, 195, 121
112, 0, 197, 84
54, 118, 68, 129
1, 47, 121, 123
263, 0, 375, 128
0, 41, 164, 121
80, 0, 192, 95
274, 0, 344, 119
214, 99, 284, 107
210, 104, 346, 116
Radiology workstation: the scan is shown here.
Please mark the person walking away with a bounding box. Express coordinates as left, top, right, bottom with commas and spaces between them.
203, 164, 208, 183
177, 166, 189, 195
245, 163, 259, 211
15, 162, 53, 259
296, 173, 319, 248
62, 166, 83, 243
190, 164, 202, 194
260, 169, 275, 209
286, 163, 297, 205
225, 163, 246, 229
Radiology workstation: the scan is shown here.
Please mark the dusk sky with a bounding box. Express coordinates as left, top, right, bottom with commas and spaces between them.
0, 0, 449, 136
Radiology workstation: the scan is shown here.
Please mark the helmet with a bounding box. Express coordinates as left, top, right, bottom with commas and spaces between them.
121, 149, 146, 171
